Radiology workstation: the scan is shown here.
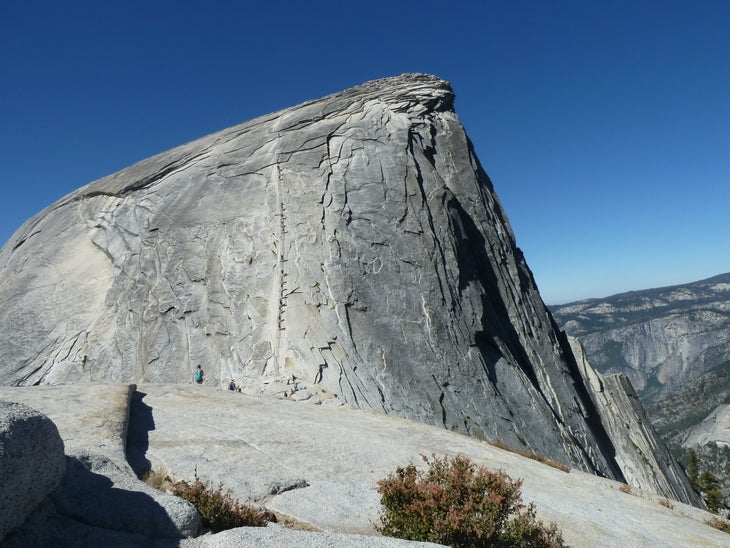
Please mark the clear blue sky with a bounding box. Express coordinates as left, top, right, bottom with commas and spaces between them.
2, 1, 729, 304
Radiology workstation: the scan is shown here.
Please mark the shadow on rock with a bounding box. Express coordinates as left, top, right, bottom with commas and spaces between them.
126, 390, 155, 477
53, 453, 200, 539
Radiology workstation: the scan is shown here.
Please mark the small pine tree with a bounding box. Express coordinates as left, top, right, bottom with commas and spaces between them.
687, 449, 700, 490
699, 469, 725, 513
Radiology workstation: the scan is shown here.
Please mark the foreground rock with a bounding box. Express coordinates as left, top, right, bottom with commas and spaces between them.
54, 452, 200, 538
0, 385, 200, 544
1, 384, 727, 546
132, 385, 725, 546
0, 401, 65, 541
182, 527, 444, 548
0, 384, 134, 465
0, 74, 698, 503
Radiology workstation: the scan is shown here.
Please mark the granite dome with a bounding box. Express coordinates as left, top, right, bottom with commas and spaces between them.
0, 75, 698, 504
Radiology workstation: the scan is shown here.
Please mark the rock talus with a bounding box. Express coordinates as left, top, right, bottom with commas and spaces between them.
0, 74, 694, 502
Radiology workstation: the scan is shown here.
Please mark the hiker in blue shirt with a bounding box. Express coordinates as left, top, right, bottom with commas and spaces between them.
194, 365, 204, 384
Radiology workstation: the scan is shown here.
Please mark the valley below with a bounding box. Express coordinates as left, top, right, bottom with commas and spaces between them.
552, 273, 730, 507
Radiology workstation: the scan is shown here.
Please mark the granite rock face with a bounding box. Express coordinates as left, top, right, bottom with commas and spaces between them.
568, 337, 702, 506
0, 385, 201, 543
0, 75, 691, 498
0, 401, 66, 540
551, 273, 730, 401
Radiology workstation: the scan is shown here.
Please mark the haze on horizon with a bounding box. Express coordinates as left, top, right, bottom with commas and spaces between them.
2, 1, 728, 305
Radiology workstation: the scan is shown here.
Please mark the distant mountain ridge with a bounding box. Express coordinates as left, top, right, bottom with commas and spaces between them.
550, 273, 730, 403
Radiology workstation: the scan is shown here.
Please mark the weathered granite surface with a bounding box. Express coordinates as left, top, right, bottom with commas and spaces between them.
569, 336, 702, 506
0, 401, 65, 541
129, 384, 730, 546
0, 385, 728, 546
0, 385, 201, 544
0, 384, 134, 465
0, 75, 698, 504
182, 527, 445, 548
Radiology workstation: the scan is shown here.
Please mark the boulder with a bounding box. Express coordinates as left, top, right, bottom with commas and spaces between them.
53, 452, 200, 538
0, 386, 200, 543
0, 401, 65, 540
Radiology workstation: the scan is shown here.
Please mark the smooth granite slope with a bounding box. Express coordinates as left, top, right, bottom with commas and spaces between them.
1, 384, 727, 547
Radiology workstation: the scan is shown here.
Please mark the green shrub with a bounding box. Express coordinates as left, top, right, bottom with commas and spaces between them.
698, 469, 726, 513
171, 468, 274, 532
376, 454, 563, 547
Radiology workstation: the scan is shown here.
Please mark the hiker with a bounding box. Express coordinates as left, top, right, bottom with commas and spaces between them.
194, 365, 204, 384
228, 379, 237, 391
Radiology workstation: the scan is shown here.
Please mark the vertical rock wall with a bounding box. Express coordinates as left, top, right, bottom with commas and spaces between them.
569, 336, 702, 505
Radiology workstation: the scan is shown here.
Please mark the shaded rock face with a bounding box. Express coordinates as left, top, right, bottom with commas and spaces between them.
0, 75, 678, 490
568, 337, 702, 506
0, 401, 65, 540
54, 452, 201, 539
0, 386, 201, 545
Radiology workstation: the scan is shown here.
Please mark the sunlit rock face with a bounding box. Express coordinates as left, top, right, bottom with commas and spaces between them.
0, 74, 682, 486
0, 401, 65, 541
551, 274, 730, 401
